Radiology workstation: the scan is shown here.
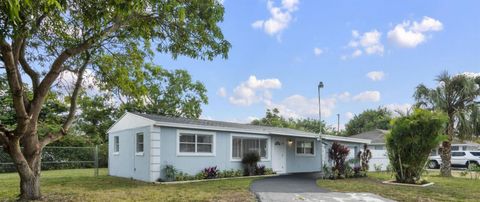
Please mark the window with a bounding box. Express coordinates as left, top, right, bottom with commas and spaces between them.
430, 149, 437, 156
113, 136, 119, 153
374, 145, 384, 150
451, 146, 460, 151
232, 136, 268, 160
178, 131, 215, 155
451, 152, 466, 157
136, 132, 144, 154
470, 152, 480, 157
296, 140, 315, 155
461, 146, 467, 151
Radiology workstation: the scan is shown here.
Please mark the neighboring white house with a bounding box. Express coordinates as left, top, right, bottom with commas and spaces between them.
107, 112, 370, 182
349, 129, 480, 171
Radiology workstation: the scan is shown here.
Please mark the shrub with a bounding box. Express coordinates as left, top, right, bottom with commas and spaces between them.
322, 164, 332, 179
201, 166, 219, 179
357, 144, 372, 173
373, 164, 382, 172
242, 152, 260, 176
175, 171, 192, 181
255, 165, 266, 175
164, 165, 177, 181
264, 168, 275, 175
386, 109, 447, 184
328, 142, 350, 179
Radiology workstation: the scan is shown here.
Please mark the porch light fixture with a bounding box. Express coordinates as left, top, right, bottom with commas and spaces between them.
288, 139, 293, 145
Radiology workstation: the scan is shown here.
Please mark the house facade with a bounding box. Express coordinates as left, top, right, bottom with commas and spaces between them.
107, 112, 370, 182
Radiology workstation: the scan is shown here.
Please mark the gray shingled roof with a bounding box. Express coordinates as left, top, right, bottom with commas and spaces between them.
132, 112, 319, 137
349, 129, 388, 144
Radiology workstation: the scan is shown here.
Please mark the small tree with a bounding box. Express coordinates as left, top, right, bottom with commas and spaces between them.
357, 144, 372, 173
386, 109, 447, 184
241, 152, 260, 176
328, 142, 350, 178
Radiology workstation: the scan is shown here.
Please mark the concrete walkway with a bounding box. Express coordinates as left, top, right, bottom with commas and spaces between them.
250, 173, 395, 202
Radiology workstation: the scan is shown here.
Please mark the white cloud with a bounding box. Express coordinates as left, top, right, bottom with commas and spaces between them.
313, 47, 323, 56
353, 91, 381, 102
345, 112, 355, 120
252, 0, 300, 39
347, 30, 384, 58
265, 94, 336, 119
200, 115, 214, 120
57, 69, 98, 94
333, 92, 351, 102
217, 87, 227, 97
247, 116, 260, 122
228, 75, 282, 106
366, 71, 385, 81
384, 103, 412, 116
460, 72, 480, 78
388, 16, 443, 48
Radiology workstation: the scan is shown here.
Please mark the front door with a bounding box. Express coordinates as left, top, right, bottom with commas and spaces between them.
272, 137, 287, 173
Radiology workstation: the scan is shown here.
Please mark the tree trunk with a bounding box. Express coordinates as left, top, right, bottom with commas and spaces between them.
7, 135, 43, 201
440, 116, 454, 177
19, 172, 41, 201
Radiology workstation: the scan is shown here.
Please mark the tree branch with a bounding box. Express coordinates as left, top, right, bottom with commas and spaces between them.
63, 53, 89, 130
30, 21, 123, 125
41, 53, 90, 147
19, 40, 39, 89
0, 40, 30, 136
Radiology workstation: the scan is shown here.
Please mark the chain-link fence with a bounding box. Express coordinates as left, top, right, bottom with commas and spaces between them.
0, 145, 107, 176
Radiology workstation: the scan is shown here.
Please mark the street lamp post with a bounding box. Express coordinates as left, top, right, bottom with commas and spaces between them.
318, 81, 324, 134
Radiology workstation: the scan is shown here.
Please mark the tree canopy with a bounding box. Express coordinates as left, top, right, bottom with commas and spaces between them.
251, 108, 333, 134
414, 71, 480, 176
0, 0, 229, 200
386, 109, 447, 184
344, 107, 393, 136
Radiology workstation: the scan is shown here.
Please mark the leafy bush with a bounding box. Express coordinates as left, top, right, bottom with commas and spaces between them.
255, 165, 266, 175
242, 152, 260, 176
201, 166, 219, 179
386, 109, 447, 184
328, 142, 350, 179
264, 168, 275, 175
322, 164, 332, 179
357, 144, 372, 173
175, 171, 194, 181
373, 164, 382, 172
164, 165, 177, 181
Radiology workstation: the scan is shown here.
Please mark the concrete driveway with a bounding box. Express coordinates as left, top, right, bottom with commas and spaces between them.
250, 173, 395, 202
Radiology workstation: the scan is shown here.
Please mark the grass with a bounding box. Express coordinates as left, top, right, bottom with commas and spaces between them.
317, 172, 480, 202
0, 169, 256, 201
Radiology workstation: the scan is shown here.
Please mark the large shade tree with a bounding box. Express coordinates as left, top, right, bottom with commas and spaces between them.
251, 108, 331, 134
414, 72, 480, 177
344, 107, 393, 136
0, 0, 230, 200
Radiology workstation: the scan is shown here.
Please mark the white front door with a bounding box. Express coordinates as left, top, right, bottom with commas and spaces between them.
272, 137, 287, 173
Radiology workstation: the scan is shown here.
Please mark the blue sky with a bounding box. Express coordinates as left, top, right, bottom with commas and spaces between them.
154, 0, 480, 129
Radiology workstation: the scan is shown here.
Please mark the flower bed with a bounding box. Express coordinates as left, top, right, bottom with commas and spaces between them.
160, 165, 276, 182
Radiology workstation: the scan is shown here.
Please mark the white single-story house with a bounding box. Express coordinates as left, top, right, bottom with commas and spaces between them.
107, 112, 371, 182
350, 129, 480, 171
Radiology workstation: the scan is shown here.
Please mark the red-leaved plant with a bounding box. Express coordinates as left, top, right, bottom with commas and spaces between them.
202, 166, 219, 179
328, 142, 350, 178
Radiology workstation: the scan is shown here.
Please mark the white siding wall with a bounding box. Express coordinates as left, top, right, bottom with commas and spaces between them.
150, 126, 161, 182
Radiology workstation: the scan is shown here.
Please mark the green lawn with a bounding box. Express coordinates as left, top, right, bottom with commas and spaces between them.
0, 169, 256, 201
317, 172, 480, 202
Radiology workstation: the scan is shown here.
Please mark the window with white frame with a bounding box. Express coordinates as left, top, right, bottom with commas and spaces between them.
136, 132, 144, 154
178, 131, 214, 154
296, 140, 314, 155
232, 136, 268, 160
114, 136, 119, 153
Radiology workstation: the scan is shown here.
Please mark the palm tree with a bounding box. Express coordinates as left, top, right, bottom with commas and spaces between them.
414, 71, 480, 177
